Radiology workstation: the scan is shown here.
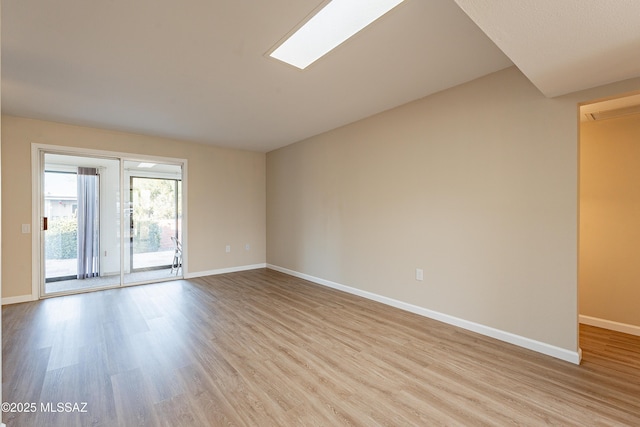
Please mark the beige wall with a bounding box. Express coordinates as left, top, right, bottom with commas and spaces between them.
267, 66, 640, 352
580, 114, 640, 327
2, 115, 266, 299
1, 7, 4, 410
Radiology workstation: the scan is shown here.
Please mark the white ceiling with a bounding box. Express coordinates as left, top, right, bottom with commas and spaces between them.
454, 0, 640, 98
2, 1, 640, 152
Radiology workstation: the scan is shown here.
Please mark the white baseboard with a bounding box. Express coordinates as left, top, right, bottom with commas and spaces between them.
2, 294, 37, 306
580, 315, 640, 337
185, 263, 266, 279
267, 264, 581, 365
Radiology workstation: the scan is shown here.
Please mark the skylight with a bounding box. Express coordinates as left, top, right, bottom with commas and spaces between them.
270, 0, 405, 69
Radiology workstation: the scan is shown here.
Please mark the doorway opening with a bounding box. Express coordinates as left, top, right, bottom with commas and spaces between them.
34, 146, 186, 298
578, 91, 640, 342
43, 153, 121, 295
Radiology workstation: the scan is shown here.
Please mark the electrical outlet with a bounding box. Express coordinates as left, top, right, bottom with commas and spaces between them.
416, 268, 424, 281
225, 245, 231, 253
245, 244, 251, 251
21, 224, 31, 234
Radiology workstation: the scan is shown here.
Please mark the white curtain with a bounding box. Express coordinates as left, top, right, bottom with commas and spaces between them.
77, 167, 100, 279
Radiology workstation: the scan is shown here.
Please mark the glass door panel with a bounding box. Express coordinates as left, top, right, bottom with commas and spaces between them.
43, 153, 121, 295
124, 161, 182, 284
44, 170, 78, 282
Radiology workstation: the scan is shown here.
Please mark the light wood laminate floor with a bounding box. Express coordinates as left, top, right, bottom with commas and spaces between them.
3, 269, 639, 426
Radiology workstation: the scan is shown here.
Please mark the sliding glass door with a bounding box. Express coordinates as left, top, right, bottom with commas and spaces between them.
43, 153, 121, 294
124, 161, 182, 284
40, 151, 184, 297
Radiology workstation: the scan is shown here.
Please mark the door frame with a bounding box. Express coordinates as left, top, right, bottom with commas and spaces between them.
31, 143, 188, 299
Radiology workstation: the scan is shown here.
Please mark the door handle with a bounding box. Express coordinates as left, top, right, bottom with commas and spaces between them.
43, 217, 48, 231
